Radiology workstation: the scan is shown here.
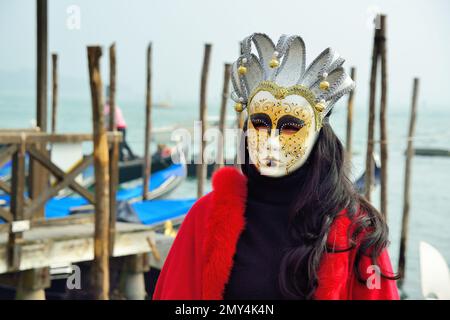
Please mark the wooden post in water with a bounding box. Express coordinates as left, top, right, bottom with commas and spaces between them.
36, 0, 48, 133
109, 43, 117, 131
87, 46, 110, 300
346, 67, 356, 162
398, 78, 419, 289
143, 43, 153, 200
215, 63, 231, 171
108, 43, 118, 256
9, 140, 26, 272
51, 53, 58, 133
31, 0, 49, 219
197, 44, 212, 198
379, 15, 388, 219
365, 15, 381, 201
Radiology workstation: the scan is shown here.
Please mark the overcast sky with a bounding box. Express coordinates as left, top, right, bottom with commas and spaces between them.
1, 0, 449, 108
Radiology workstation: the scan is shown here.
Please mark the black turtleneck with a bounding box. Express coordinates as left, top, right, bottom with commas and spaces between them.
223, 163, 307, 300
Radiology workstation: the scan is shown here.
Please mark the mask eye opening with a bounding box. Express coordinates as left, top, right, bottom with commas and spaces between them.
277, 115, 304, 135
250, 113, 272, 132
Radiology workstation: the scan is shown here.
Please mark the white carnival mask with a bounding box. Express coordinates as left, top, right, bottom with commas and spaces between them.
231, 33, 355, 177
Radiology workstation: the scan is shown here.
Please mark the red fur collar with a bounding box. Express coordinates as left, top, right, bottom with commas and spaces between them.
201, 167, 353, 300
202, 167, 248, 299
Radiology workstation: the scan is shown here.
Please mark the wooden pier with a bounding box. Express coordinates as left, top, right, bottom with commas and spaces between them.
0, 130, 169, 299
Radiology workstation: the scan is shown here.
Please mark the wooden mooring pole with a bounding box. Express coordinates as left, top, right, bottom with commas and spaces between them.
30, 0, 49, 219
379, 15, 388, 219
143, 43, 153, 200
108, 43, 118, 256
109, 43, 117, 132
215, 63, 231, 171
51, 53, 58, 133
365, 14, 381, 202
346, 67, 356, 162
87, 46, 110, 300
36, 0, 48, 133
398, 78, 420, 290
197, 44, 212, 198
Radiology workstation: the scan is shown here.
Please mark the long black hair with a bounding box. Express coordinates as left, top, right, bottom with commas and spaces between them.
277, 122, 398, 299
242, 118, 398, 299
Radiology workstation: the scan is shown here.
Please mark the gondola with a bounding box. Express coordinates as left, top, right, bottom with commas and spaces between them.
353, 154, 381, 194
0, 162, 188, 221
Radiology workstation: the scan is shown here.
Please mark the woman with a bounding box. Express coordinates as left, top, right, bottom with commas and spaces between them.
153, 33, 399, 300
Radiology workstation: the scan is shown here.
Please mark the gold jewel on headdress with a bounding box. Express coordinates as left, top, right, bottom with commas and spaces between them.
234, 96, 245, 112
269, 51, 280, 69
319, 72, 330, 91
238, 58, 248, 75
314, 100, 326, 112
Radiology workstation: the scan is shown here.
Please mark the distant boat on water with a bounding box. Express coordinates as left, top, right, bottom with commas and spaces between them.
413, 148, 450, 157
154, 93, 173, 108
153, 101, 173, 109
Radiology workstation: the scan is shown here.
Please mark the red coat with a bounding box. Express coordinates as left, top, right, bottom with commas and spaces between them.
153, 167, 399, 300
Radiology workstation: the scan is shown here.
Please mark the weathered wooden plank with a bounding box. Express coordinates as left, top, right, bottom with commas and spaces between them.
31, 213, 95, 227
0, 180, 11, 195
0, 207, 13, 223
0, 222, 154, 274
10, 141, 26, 217
0, 128, 39, 133
0, 144, 17, 168
0, 132, 122, 144
8, 141, 26, 270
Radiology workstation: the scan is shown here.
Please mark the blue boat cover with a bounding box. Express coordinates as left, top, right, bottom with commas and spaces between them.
0, 164, 192, 224
0, 160, 11, 178
132, 198, 196, 225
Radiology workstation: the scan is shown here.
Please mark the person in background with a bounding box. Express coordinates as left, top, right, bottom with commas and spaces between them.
104, 86, 136, 161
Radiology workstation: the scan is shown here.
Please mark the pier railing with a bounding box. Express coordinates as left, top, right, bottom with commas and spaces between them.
0, 131, 121, 271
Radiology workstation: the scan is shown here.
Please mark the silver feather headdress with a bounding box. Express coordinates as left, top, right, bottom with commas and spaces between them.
231, 33, 355, 129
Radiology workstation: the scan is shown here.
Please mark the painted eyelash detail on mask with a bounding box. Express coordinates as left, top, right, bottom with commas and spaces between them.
276, 115, 305, 134
250, 113, 272, 130
252, 118, 270, 128
279, 121, 304, 132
